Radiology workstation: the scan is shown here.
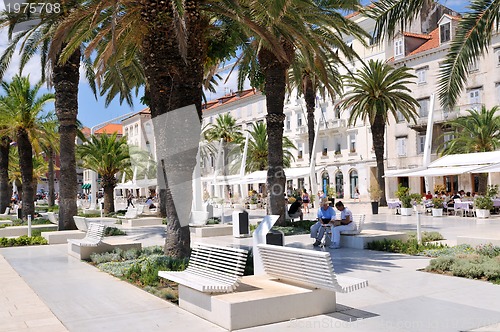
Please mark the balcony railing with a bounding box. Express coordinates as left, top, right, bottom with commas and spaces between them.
409, 103, 484, 127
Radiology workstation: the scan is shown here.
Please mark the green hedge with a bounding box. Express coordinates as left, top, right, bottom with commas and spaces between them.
0, 236, 48, 247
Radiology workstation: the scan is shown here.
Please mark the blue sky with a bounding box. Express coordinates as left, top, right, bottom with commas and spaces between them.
0, 0, 469, 128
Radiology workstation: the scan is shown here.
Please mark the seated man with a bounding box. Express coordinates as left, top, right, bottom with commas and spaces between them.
310, 198, 335, 246
288, 197, 303, 221
145, 196, 156, 209
330, 201, 354, 249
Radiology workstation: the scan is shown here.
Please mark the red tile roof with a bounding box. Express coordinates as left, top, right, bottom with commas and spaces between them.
94, 123, 123, 135
408, 28, 440, 56
403, 32, 432, 40
203, 88, 258, 111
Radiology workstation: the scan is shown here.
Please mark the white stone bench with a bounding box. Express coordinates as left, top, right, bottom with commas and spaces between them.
73, 216, 90, 231
67, 222, 141, 260
46, 212, 58, 225
117, 208, 138, 220
257, 244, 368, 293
158, 243, 248, 293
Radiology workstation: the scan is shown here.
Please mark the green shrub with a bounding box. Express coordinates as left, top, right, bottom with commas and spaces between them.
450, 260, 484, 279
47, 206, 59, 212
407, 231, 444, 243
104, 227, 126, 236
482, 259, 500, 280
475, 243, 500, 258
0, 235, 47, 247
426, 256, 456, 272
206, 218, 220, 224
367, 238, 446, 255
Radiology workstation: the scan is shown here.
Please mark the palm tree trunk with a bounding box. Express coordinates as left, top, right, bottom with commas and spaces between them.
140, 0, 206, 259
258, 47, 292, 226
0, 137, 11, 213
371, 113, 387, 206
17, 129, 35, 219
47, 147, 55, 207
304, 74, 316, 160
102, 177, 115, 214
54, 48, 80, 230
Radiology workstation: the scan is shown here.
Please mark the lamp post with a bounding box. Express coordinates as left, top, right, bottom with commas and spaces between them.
89, 112, 134, 209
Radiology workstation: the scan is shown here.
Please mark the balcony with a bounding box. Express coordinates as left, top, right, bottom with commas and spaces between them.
409, 103, 483, 130
297, 118, 347, 138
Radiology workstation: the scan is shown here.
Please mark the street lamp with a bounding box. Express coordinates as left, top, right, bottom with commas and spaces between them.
89, 112, 134, 209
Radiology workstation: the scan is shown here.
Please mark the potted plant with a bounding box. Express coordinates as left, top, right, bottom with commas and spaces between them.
475, 196, 493, 218
249, 197, 258, 210
431, 197, 444, 217
395, 185, 421, 216
368, 184, 383, 215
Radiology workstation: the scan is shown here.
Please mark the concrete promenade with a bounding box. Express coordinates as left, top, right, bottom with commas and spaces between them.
2, 202, 500, 331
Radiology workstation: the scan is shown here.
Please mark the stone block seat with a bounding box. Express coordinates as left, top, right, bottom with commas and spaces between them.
67, 222, 141, 260
168, 243, 367, 331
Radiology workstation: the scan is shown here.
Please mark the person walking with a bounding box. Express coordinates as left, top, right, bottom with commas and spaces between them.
127, 192, 135, 208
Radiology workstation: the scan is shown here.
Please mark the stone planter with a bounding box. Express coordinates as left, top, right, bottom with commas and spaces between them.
431, 208, 443, 217
400, 207, 413, 216
249, 204, 257, 210
475, 209, 490, 218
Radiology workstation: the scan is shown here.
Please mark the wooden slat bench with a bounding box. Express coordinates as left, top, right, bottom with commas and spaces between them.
158, 243, 248, 293
257, 244, 368, 293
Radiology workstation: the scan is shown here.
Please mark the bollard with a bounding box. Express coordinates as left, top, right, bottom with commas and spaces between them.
28, 215, 32, 237
416, 211, 422, 244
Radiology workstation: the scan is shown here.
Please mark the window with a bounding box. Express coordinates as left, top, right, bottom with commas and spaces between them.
418, 98, 430, 118
396, 111, 405, 123
416, 67, 428, 84
468, 88, 482, 109
349, 134, 356, 153
396, 137, 407, 156
467, 60, 479, 72
443, 133, 454, 149
394, 39, 403, 57
246, 106, 252, 117
322, 138, 328, 156
124, 128, 129, 137
298, 142, 303, 159
285, 114, 291, 131
496, 83, 500, 104
297, 113, 303, 127
440, 22, 451, 43
236, 108, 241, 119
417, 135, 426, 154
134, 124, 138, 135
495, 47, 500, 66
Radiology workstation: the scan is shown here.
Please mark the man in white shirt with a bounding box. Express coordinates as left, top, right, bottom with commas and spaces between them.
330, 201, 354, 249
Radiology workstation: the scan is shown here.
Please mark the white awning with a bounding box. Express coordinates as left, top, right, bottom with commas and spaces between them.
392, 165, 482, 177
471, 162, 500, 173
428, 151, 500, 167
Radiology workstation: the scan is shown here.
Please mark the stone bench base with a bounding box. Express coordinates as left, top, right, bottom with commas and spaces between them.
0, 224, 58, 237
67, 237, 142, 260
340, 230, 408, 249
457, 236, 500, 247
121, 217, 163, 227
190, 224, 233, 237
179, 275, 336, 331
42, 230, 86, 244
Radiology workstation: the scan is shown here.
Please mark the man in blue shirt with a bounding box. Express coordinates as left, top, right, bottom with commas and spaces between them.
310, 199, 335, 246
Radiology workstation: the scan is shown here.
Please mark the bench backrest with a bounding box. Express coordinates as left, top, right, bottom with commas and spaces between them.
47, 212, 58, 224
257, 244, 367, 293
73, 216, 89, 231
2, 207, 10, 215
187, 243, 248, 283
136, 205, 144, 215
340, 214, 365, 235
83, 223, 105, 244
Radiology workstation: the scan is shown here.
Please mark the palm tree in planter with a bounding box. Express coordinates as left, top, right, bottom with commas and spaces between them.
77, 133, 131, 214
0, 76, 54, 219
439, 106, 500, 195
340, 60, 419, 206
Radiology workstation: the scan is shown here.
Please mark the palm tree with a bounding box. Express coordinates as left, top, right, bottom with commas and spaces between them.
0, 1, 94, 229
340, 60, 419, 206
38, 113, 59, 207
77, 133, 131, 214
203, 114, 243, 191
288, 53, 343, 160
228, 0, 368, 223
240, 122, 296, 173
0, 76, 55, 219
365, 0, 499, 110
440, 106, 500, 194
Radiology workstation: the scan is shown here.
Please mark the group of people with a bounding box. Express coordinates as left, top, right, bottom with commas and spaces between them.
287, 195, 354, 249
